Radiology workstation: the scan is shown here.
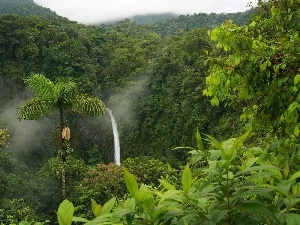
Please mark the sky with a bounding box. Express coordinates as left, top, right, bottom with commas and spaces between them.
33, 0, 255, 24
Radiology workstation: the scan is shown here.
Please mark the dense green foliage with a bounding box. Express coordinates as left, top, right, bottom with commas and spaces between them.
2, 0, 300, 223
144, 8, 257, 36
130, 13, 178, 25
0, 0, 53, 17
55, 132, 300, 224
205, 0, 300, 137
204, 0, 300, 172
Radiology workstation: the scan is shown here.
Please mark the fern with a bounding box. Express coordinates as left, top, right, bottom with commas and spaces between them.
18, 97, 55, 120
25, 74, 57, 100
71, 94, 105, 116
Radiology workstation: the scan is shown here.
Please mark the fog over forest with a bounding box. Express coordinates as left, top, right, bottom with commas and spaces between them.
33, 0, 253, 24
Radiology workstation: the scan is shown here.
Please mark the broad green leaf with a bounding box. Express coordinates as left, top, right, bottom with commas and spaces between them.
138, 185, 153, 203
138, 185, 155, 214
260, 61, 267, 71
123, 198, 136, 211
288, 171, 300, 182
19, 222, 31, 225
125, 213, 135, 225
240, 87, 249, 99
211, 209, 229, 224
124, 168, 139, 199
294, 74, 300, 85
159, 190, 181, 203
205, 135, 225, 158
241, 157, 258, 170
159, 179, 176, 190
196, 128, 205, 152
227, 132, 248, 160
113, 208, 135, 218
235, 165, 280, 176
283, 164, 290, 179
211, 96, 219, 106
286, 213, 300, 225
182, 164, 192, 194
250, 21, 256, 27
101, 197, 116, 215
91, 199, 102, 217
234, 187, 273, 200
294, 126, 299, 136
234, 54, 241, 65
84, 214, 113, 225
72, 217, 89, 223
57, 199, 74, 225
260, 184, 291, 202
161, 210, 184, 222
236, 201, 275, 217
203, 88, 213, 97
177, 214, 196, 225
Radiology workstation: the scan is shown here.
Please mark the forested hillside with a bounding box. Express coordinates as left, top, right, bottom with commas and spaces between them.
0, 0, 76, 23
2, 0, 300, 224
143, 8, 257, 36
129, 13, 178, 24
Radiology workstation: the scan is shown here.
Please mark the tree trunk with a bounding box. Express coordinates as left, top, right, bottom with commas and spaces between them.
60, 107, 66, 200
61, 156, 66, 200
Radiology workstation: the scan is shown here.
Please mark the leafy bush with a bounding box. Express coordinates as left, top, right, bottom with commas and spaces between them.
0, 198, 38, 224
74, 163, 127, 217
36, 155, 88, 222
52, 132, 300, 225
38, 155, 88, 182
122, 156, 177, 187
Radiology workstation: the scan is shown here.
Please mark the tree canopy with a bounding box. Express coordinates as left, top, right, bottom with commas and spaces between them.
204, 0, 300, 139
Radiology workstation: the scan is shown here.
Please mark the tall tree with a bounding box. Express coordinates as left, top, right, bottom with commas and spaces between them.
204, 0, 300, 137
17, 74, 105, 199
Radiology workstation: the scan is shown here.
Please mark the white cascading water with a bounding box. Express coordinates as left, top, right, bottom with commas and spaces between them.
106, 108, 121, 165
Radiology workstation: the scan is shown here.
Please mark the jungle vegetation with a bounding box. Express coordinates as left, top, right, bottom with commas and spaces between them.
1, 0, 300, 224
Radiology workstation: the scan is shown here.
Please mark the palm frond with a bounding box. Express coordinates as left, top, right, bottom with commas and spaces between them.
17, 97, 56, 120
70, 94, 105, 116
56, 77, 77, 98
25, 74, 58, 100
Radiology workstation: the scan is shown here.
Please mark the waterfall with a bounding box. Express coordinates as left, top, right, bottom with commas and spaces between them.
106, 108, 121, 165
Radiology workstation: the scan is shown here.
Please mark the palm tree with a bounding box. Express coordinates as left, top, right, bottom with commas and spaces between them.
17, 74, 105, 199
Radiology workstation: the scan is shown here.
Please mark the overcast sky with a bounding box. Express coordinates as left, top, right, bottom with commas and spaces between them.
33, 0, 255, 24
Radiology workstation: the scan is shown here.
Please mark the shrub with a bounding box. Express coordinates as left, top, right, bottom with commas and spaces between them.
56, 133, 300, 225
122, 156, 177, 187
0, 198, 38, 224
74, 163, 126, 218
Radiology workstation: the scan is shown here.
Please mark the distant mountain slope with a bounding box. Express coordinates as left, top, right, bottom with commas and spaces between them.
0, 0, 74, 23
0, 0, 54, 16
130, 13, 179, 25
145, 8, 257, 36
100, 8, 257, 36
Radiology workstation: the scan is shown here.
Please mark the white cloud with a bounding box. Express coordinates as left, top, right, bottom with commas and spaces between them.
33, 0, 254, 24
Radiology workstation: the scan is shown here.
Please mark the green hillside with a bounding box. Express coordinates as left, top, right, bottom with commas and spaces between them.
1, 0, 300, 224
0, 0, 74, 23
130, 12, 179, 24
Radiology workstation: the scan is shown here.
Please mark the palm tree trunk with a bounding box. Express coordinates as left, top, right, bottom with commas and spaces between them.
60, 107, 66, 200
61, 156, 66, 200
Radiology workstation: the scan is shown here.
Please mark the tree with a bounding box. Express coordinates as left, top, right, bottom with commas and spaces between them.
17, 74, 105, 199
204, 0, 300, 139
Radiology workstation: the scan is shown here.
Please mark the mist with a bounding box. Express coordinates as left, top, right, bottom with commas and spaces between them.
107, 73, 150, 127
0, 90, 55, 161
33, 0, 254, 24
